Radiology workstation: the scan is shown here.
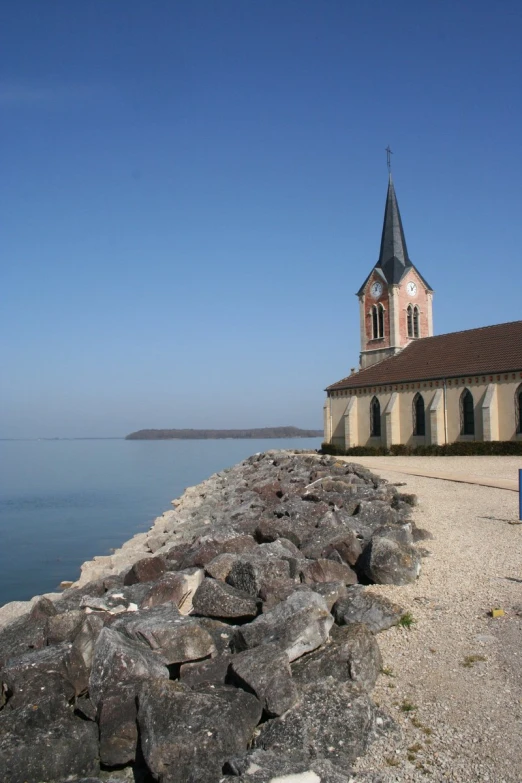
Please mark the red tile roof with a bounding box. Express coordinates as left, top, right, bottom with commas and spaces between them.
326, 321, 522, 391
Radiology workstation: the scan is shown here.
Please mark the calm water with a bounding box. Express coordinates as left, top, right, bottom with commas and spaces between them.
0, 438, 322, 606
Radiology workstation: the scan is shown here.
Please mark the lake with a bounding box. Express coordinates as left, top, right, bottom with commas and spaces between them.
0, 437, 322, 606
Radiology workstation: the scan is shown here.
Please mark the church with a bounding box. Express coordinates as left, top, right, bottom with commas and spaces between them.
323, 173, 522, 449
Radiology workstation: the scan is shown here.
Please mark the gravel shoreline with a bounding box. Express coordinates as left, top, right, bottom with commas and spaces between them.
348, 456, 522, 783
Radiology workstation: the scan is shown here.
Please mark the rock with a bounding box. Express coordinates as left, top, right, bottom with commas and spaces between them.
110, 603, 216, 665
71, 613, 106, 670
230, 643, 298, 716
28, 596, 58, 621
362, 537, 421, 585
372, 523, 413, 546
233, 591, 333, 662
205, 552, 240, 581
318, 530, 364, 567
74, 694, 97, 721
197, 617, 236, 654
0, 696, 100, 783
292, 623, 382, 692
98, 684, 138, 766
45, 609, 85, 644
0, 614, 47, 668
89, 627, 169, 707
123, 555, 167, 585
1, 643, 88, 709
160, 567, 204, 615
333, 588, 404, 633
254, 678, 374, 767
180, 654, 232, 688
146, 532, 169, 553
182, 535, 258, 568
224, 749, 354, 782
227, 556, 292, 598
353, 500, 398, 533
259, 580, 310, 612
309, 581, 348, 611
192, 577, 259, 619
138, 679, 262, 783
300, 558, 358, 586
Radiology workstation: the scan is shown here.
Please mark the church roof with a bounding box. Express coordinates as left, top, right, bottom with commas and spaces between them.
326, 321, 522, 391
357, 175, 433, 295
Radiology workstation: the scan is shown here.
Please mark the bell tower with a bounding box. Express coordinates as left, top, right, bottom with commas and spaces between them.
357, 168, 434, 369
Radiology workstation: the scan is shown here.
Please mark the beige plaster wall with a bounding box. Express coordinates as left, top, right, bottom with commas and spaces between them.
326, 372, 522, 448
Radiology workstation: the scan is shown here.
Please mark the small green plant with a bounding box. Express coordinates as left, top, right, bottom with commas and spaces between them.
462, 654, 487, 668
408, 743, 423, 753
398, 612, 416, 629
400, 699, 417, 712
380, 665, 395, 677
385, 756, 400, 767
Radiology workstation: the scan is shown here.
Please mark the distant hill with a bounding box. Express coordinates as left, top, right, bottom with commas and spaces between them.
125, 427, 323, 440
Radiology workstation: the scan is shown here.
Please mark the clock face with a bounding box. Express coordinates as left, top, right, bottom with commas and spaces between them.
370, 281, 383, 299
406, 281, 418, 297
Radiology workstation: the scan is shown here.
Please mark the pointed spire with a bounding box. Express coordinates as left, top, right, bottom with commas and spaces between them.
376, 174, 412, 284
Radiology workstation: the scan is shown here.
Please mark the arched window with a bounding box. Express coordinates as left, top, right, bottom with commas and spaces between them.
371, 305, 385, 339
407, 305, 413, 338
516, 384, 522, 434
370, 396, 381, 437
413, 306, 420, 338
413, 393, 425, 436
460, 388, 475, 435
408, 305, 420, 338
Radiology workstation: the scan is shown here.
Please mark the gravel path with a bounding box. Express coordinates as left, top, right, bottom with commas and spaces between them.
348, 456, 522, 783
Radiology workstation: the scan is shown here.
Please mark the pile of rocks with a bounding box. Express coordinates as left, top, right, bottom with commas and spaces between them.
0, 450, 430, 783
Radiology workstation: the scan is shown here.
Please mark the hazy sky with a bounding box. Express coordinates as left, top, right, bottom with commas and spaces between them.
2, 1, 521, 438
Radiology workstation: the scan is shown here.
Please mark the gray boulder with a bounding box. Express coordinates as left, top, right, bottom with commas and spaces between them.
362, 536, 421, 585
71, 613, 106, 670
180, 654, 232, 688
225, 748, 354, 782
98, 684, 138, 767
138, 679, 262, 783
230, 643, 298, 716
354, 500, 398, 534
254, 678, 375, 767
0, 697, 99, 783
233, 591, 333, 662
292, 622, 382, 692
205, 552, 240, 581
110, 604, 216, 664
123, 555, 167, 585
45, 609, 85, 644
333, 587, 404, 633
192, 577, 259, 619
89, 627, 169, 707
226, 556, 292, 598
300, 558, 358, 586
1, 643, 87, 710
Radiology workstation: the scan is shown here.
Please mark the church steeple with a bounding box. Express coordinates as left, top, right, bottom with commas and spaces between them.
376, 174, 412, 285
357, 169, 434, 370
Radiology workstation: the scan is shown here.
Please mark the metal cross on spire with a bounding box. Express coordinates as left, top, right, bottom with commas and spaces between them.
385, 145, 393, 172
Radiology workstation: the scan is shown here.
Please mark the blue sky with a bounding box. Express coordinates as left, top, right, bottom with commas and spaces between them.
1, 0, 521, 438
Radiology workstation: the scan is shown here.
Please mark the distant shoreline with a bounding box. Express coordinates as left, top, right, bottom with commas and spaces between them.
125, 427, 323, 440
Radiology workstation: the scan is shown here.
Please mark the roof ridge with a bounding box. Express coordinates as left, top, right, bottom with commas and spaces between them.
418, 319, 522, 342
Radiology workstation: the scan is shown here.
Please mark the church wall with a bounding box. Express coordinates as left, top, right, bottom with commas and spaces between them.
326, 371, 522, 448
